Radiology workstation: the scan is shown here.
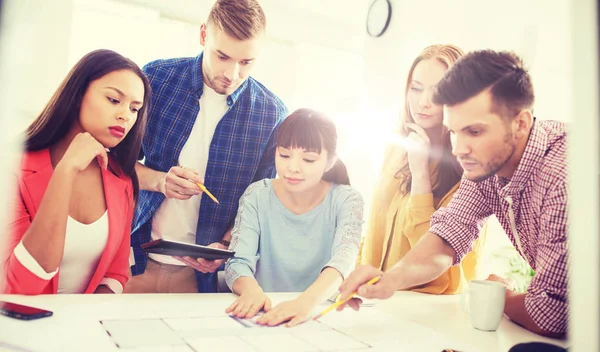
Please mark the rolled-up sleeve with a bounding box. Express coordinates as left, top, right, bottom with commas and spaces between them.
13, 241, 58, 280
524, 184, 568, 334
428, 179, 492, 265
224, 184, 262, 291
99, 278, 123, 294
3, 177, 55, 295
323, 187, 364, 279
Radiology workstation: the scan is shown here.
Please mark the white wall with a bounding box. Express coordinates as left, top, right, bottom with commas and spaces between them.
570, 0, 599, 349
362, 0, 571, 124
0, 0, 75, 187
0, 0, 74, 139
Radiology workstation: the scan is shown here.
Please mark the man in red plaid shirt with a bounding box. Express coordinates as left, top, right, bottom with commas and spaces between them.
340, 50, 568, 338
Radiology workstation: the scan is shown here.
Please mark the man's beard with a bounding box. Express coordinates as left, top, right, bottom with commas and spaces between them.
204, 68, 232, 95
467, 132, 516, 183
207, 76, 229, 95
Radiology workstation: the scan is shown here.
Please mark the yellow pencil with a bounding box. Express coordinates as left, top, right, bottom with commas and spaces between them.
193, 181, 220, 204
313, 276, 381, 320
179, 165, 219, 204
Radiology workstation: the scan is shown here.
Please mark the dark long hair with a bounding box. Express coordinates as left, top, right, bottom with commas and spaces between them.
396, 44, 464, 199
276, 108, 350, 185
25, 49, 151, 201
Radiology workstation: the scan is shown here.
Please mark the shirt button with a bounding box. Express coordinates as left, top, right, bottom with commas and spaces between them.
541, 292, 548, 297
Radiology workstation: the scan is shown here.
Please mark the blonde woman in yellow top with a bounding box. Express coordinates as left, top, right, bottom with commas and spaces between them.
358, 44, 486, 294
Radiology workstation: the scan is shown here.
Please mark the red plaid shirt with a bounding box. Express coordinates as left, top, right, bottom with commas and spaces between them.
429, 119, 568, 334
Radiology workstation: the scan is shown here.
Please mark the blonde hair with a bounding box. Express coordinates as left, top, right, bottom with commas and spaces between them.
207, 0, 266, 40
396, 44, 465, 199
400, 44, 464, 134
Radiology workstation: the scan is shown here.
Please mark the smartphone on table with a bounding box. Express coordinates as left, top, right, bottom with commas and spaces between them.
0, 301, 53, 320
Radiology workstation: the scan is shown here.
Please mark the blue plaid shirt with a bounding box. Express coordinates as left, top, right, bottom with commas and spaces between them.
131, 53, 287, 292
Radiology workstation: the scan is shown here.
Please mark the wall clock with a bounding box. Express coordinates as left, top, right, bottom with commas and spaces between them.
366, 0, 392, 38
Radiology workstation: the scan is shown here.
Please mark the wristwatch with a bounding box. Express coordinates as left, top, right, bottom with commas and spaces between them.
219, 239, 231, 247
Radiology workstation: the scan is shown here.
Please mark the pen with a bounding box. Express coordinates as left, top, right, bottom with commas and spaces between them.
313, 276, 381, 320
179, 165, 220, 204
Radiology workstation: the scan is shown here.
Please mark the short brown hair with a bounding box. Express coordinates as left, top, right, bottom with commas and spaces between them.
207, 0, 266, 40
432, 50, 535, 118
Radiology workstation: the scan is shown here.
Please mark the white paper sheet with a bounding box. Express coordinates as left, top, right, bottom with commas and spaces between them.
120, 345, 194, 352
99, 306, 469, 351
238, 333, 318, 352
184, 336, 257, 352
152, 301, 229, 319
164, 316, 246, 331
295, 330, 369, 351
231, 313, 329, 331
101, 319, 181, 349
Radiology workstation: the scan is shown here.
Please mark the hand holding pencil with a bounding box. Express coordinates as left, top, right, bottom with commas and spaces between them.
177, 165, 219, 204
313, 276, 381, 320
160, 165, 218, 204
332, 265, 397, 312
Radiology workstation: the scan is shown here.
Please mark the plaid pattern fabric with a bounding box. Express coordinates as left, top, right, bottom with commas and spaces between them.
429, 119, 568, 334
130, 53, 287, 292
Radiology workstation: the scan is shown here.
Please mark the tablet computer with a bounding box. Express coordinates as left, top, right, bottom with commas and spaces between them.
141, 239, 235, 260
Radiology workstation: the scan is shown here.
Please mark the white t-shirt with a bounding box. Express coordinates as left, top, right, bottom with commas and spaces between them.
58, 212, 109, 293
150, 83, 229, 265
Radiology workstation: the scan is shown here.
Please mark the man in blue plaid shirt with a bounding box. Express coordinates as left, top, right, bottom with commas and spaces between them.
125, 0, 287, 293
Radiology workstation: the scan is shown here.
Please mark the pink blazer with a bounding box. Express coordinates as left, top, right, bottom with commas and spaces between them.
2, 149, 134, 294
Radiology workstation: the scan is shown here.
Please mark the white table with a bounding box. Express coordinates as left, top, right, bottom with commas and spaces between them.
0, 292, 568, 352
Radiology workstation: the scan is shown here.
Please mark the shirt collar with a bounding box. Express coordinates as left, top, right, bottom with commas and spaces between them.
190, 52, 205, 94
190, 51, 250, 105
499, 118, 548, 194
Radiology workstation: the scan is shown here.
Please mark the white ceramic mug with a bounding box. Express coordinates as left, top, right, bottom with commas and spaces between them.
461, 280, 506, 331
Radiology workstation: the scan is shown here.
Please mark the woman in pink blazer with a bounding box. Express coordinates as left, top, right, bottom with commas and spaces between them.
1, 49, 151, 294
